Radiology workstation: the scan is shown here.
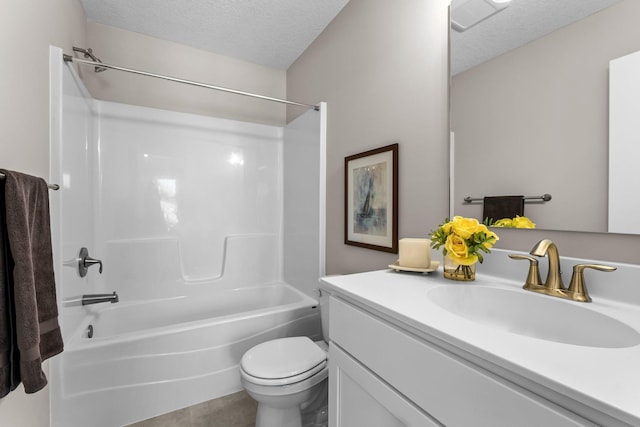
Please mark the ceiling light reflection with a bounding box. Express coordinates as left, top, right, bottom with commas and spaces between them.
228, 152, 245, 166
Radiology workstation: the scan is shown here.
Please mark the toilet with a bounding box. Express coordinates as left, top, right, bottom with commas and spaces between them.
240, 291, 330, 427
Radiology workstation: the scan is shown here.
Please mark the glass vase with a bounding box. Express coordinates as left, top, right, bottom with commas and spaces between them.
443, 256, 476, 281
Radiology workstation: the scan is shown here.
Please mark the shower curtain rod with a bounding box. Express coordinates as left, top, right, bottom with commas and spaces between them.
63, 54, 320, 111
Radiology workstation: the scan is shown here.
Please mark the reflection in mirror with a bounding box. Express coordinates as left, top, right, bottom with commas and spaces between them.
449, 0, 640, 233
608, 50, 640, 234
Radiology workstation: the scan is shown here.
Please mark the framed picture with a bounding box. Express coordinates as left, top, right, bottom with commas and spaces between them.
344, 143, 398, 253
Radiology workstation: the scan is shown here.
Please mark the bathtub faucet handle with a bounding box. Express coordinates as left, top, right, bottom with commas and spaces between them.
78, 247, 103, 277
84, 256, 103, 274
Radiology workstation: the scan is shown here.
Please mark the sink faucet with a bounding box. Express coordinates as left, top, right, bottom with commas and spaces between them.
510, 239, 616, 303
529, 239, 564, 291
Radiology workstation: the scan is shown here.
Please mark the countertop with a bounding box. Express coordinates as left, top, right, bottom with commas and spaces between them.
320, 251, 640, 426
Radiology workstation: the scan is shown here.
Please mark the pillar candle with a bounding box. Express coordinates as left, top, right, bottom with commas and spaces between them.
398, 238, 431, 269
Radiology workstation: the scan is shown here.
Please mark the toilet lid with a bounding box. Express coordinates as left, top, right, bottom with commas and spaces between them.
241, 336, 327, 380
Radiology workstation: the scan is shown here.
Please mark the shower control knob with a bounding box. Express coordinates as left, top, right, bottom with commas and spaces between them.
78, 247, 103, 277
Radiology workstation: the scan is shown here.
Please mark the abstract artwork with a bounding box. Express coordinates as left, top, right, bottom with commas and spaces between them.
345, 143, 398, 253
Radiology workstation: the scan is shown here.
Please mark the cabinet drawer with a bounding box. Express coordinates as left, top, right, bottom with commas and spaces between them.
330, 296, 595, 427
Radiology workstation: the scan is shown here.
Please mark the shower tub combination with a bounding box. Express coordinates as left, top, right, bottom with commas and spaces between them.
49, 47, 326, 427
55, 283, 320, 427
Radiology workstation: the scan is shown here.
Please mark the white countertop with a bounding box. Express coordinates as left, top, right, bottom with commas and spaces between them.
320, 252, 640, 426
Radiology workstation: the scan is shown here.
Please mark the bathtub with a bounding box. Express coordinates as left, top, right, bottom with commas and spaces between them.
50, 283, 321, 427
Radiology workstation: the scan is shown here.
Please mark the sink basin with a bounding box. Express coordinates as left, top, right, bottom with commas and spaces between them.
428, 286, 640, 348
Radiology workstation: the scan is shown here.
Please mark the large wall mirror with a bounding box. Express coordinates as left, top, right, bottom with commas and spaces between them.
450, 0, 640, 233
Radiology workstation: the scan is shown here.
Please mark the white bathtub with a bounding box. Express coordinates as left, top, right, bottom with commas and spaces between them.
51, 283, 321, 427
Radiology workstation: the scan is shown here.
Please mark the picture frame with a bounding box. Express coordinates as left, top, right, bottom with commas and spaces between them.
344, 143, 398, 253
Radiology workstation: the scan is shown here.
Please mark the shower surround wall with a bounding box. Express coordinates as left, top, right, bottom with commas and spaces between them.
49, 47, 325, 426
96, 101, 284, 297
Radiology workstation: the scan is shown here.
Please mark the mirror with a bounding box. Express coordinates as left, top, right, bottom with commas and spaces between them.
449, 0, 636, 233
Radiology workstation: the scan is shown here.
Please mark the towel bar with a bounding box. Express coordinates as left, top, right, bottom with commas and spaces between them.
464, 194, 552, 203
0, 172, 59, 190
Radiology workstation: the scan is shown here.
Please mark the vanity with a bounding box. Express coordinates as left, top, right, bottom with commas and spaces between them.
320, 248, 640, 426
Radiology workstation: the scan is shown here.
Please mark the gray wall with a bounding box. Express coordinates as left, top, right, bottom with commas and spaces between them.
451, 0, 640, 265
287, 0, 451, 275
0, 0, 86, 177
84, 21, 287, 126
0, 2, 86, 424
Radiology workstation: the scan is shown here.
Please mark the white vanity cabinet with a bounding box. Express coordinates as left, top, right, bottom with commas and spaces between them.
329, 344, 439, 427
328, 296, 594, 427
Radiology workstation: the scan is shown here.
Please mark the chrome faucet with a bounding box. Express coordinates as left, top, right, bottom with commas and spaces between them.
510, 239, 616, 303
82, 292, 119, 305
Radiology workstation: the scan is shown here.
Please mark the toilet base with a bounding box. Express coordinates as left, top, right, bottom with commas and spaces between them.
244, 374, 328, 427
256, 405, 301, 427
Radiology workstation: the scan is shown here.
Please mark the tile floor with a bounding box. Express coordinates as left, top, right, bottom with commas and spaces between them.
127, 391, 257, 427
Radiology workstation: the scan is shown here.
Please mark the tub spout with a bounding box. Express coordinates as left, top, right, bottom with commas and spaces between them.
82, 292, 119, 305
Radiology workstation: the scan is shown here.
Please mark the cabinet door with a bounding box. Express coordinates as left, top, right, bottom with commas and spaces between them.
329, 343, 441, 427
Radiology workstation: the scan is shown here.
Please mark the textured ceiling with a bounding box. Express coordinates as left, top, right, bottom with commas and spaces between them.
451, 0, 623, 75
80, 0, 350, 70
81, 0, 622, 75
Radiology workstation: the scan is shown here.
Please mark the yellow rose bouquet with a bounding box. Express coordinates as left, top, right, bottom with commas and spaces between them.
430, 216, 499, 280
430, 216, 499, 265
491, 216, 536, 229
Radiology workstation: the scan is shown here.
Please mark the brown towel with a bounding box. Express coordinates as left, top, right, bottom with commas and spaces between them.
483, 195, 524, 223
0, 181, 19, 397
0, 169, 63, 395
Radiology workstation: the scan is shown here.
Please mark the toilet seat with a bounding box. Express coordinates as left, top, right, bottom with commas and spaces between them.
240, 337, 327, 386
